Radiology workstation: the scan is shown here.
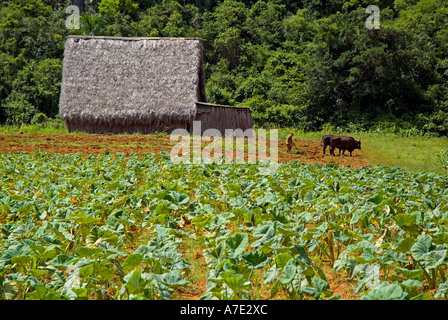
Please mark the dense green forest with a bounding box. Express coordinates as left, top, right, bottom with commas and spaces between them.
0, 0, 447, 134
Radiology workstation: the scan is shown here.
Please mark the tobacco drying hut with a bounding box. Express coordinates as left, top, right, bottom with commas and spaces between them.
59, 36, 253, 136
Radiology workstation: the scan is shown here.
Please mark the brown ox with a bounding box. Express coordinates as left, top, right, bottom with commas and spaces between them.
329, 136, 361, 156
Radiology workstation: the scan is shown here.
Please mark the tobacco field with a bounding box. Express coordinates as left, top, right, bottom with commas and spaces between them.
1, 151, 448, 300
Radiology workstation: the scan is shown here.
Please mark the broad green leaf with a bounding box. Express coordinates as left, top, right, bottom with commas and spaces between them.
279, 258, 296, 284
424, 250, 446, 269
410, 293, 432, 300
393, 214, 416, 227
401, 280, 423, 288
275, 253, 293, 268
76, 246, 102, 258
72, 287, 88, 300
162, 272, 189, 286
411, 235, 433, 261
293, 244, 312, 267
435, 279, 448, 299
229, 197, 247, 209
222, 274, 250, 294
242, 250, 268, 269
0, 244, 31, 266
263, 265, 279, 284
367, 193, 383, 204
124, 269, 143, 295
225, 233, 249, 258
79, 264, 95, 278
165, 191, 189, 205
48, 255, 78, 268
191, 215, 213, 228
302, 277, 331, 299
394, 237, 415, 252
26, 285, 62, 300
94, 263, 115, 280
395, 267, 425, 281
361, 283, 407, 300
350, 209, 367, 225
269, 280, 282, 299
11, 255, 33, 267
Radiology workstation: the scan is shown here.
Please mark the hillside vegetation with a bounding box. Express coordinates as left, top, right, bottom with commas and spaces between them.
1, 0, 448, 135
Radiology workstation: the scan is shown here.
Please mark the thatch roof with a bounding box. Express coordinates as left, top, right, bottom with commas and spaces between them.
59, 36, 206, 129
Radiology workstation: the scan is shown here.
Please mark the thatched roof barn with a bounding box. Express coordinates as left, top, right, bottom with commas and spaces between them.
59, 36, 252, 136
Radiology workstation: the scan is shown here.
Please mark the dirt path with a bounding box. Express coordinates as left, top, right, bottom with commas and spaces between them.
0, 133, 369, 168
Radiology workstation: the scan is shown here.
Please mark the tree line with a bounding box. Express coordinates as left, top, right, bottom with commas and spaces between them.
1, 0, 447, 135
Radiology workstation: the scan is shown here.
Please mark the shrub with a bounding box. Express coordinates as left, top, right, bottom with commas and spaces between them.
30, 112, 48, 125
2, 92, 38, 125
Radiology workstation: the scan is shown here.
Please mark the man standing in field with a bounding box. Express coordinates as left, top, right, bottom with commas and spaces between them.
286, 132, 297, 152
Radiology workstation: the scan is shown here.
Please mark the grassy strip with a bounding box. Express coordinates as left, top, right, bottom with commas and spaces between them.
277, 127, 448, 175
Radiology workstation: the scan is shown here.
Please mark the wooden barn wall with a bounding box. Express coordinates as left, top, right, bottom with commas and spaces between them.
195, 105, 253, 137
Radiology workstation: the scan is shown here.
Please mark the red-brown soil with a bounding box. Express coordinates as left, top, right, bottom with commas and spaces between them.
0, 133, 369, 168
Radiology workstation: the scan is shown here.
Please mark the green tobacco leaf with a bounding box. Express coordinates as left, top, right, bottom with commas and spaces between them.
410, 293, 432, 300
302, 277, 330, 299
411, 235, 446, 269
72, 287, 88, 300
394, 237, 415, 252
76, 246, 102, 258
0, 244, 31, 266
424, 250, 447, 270
225, 233, 248, 258
411, 235, 433, 261
401, 279, 423, 288
394, 214, 416, 227
242, 250, 268, 269
293, 244, 312, 267
367, 193, 383, 204
124, 269, 143, 295
263, 265, 279, 284
395, 267, 425, 281
251, 224, 276, 248
222, 274, 250, 294
275, 253, 293, 268
26, 285, 62, 300
165, 191, 190, 205
191, 215, 213, 228
11, 255, 33, 267
161, 272, 189, 286
122, 254, 143, 271
361, 283, 407, 300
279, 258, 296, 285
